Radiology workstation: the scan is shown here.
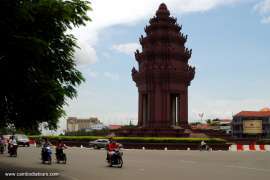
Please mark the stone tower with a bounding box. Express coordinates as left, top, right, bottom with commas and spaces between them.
132, 3, 195, 129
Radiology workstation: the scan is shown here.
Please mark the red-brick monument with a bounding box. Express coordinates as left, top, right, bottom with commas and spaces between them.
116, 3, 195, 137
132, 3, 195, 129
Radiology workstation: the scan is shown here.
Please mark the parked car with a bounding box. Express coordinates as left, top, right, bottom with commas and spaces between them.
89, 139, 109, 149
15, 134, 30, 147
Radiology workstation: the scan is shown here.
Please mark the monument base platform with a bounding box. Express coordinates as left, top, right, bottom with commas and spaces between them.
113, 127, 190, 137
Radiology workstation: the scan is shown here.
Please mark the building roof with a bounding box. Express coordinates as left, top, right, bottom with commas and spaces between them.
260, 107, 270, 112
108, 125, 122, 130
235, 111, 270, 117
67, 117, 100, 124
212, 119, 232, 122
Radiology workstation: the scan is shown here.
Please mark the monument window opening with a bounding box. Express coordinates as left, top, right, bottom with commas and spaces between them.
142, 94, 149, 125
171, 94, 179, 126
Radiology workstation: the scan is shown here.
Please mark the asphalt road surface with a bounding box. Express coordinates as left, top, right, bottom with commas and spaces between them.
0, 147, 270, 180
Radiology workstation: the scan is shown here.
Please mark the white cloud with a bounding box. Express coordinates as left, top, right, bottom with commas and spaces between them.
255, 0, 270, 14
74, 41, 97, 65
261, 16, 270, 23
172, 0, 243, 13
104, 72, 120, 80
254, 0, 270, 24
112, 43, 141, 55
71, 0, 245, 65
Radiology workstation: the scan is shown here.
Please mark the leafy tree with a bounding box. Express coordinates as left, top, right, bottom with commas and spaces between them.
0, 0, 91, 133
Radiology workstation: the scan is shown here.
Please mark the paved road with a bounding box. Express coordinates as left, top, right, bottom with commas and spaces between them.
0, 147, 270, 180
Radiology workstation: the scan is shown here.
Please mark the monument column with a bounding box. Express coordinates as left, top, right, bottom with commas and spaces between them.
179, 90, 188, 128
138, 92, 143, 126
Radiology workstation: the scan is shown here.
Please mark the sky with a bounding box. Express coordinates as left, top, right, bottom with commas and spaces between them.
58, 0, 270, 131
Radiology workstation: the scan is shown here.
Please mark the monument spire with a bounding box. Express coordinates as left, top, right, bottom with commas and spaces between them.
156, 3, 170, 17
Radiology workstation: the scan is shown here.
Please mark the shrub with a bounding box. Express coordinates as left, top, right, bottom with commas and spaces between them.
64, 129, 110, 136
29, 135, 226, 144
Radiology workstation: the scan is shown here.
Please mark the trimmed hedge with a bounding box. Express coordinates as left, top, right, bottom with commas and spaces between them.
29, 135, 227, 144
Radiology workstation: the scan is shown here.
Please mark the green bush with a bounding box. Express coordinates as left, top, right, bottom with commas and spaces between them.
29, 135, 226, 144
64, 129, 110, 136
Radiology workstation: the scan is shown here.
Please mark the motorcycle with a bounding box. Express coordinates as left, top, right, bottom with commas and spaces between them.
41, 147, 52, 164
55, 148, 67, 164
8, 144, 18, 157
107, 149, 123, 168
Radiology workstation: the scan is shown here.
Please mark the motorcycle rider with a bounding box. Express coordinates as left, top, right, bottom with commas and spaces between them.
42, 138, 51, 148
106, 138, 120, 163
9, 136, 17, 146
8, 135, 18, 155
41, 138, 52, 161
200, 140, 207, 150
56, 140, 67, 160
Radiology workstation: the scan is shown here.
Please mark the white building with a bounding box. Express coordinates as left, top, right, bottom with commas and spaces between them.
66, 117, 103, 132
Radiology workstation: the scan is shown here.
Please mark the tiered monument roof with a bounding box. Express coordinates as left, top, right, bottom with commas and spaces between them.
132, 3, 195, 85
